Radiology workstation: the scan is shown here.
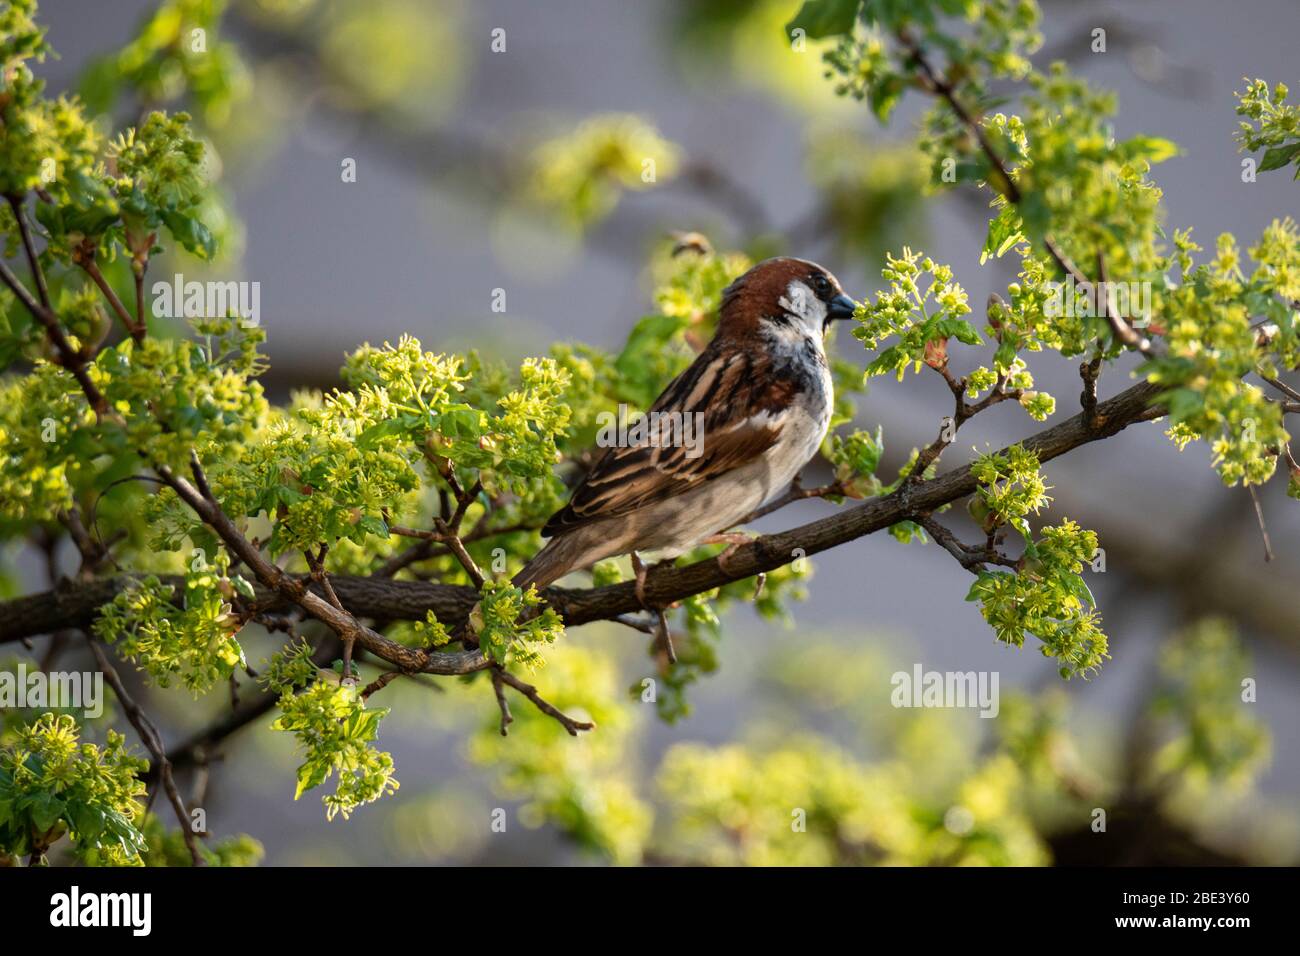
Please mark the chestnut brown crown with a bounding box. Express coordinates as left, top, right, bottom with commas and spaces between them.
716, 257, 857, 338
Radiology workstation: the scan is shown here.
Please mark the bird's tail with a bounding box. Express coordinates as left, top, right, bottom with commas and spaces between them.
511, 535, 589, 590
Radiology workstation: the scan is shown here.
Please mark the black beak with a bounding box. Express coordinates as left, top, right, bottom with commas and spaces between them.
827, 292, 857, 321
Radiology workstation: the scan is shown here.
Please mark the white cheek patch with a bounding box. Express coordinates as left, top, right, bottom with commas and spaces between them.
778, 279, 827, 335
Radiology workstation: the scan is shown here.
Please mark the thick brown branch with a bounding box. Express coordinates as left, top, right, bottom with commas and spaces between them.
3, 380, 1165, 646
1080, 354, 1102, 427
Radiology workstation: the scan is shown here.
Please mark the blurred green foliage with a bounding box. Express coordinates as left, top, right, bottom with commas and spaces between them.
0, 0, 1296, 867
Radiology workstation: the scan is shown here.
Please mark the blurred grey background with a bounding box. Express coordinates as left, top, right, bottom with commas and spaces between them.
21, 0, 1300, 863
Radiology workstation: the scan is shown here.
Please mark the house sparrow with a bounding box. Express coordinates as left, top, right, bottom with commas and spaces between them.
515, 256, 857, 599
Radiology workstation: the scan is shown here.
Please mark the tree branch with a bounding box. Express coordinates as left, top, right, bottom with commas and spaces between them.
897, 32, 1020, 203
151, 452, 490, 677
896, 34, 1166, 365
494, 668, 593, 736
0, 257, 112, 419
6, 193, 50, 309
86, 638, 205, 866
75, 245, 146, 343
915, 515, 1017, 573
2, 379, 1165, 646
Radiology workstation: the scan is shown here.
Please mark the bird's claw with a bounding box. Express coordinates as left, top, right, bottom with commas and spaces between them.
653, 607, 677, 665
631, 551, 651, 608
631, 551, 677, 665
704, 531, 757, 576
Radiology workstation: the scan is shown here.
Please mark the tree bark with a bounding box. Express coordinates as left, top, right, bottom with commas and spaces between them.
0, 380, 1165, 650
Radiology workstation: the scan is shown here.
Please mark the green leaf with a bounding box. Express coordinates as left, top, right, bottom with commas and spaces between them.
275, 485, 307, 505
160, 209, 216, 260
30, 792, 64, 833
786, 0, 862, 39
1259, 142, 1300, 172
68, 802, 107, 841
869, 74, 905, 122
295, 759, 331, 800
356, 415, 419, 448
358, 515, 388, 538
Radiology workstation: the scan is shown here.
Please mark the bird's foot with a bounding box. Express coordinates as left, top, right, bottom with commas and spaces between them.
631, 552, 677, 665
652, 606, 677, 665
703, 531, 757, 576
631, 551, 651, 608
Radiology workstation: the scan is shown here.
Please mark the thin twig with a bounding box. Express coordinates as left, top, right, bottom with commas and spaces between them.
133, 260, 148, 340
6, 193, 50, 308
434, 518, 486, 588
1260, 374, 1300, 405
152, 450, 490, 677
391, 468, 489, 586
379, 520, 534, 578
1246, 484, 1274, 563
1094, 248, 1158, 356
915, 514, 1018, 573
86, 638, 205, 866
491, 670, 513, 736
306, 544, 355, 681
903, 364, 1021, 489
360, 670, 400, 700
897, 35, 1165, 363
494, 668, 594, 736
652, 608, 677, 665
897, 32, 1020, 203
612, 613, 656, 634
0, 257, 112, 418
733, 474, 846, 526
77, 250, 145, 343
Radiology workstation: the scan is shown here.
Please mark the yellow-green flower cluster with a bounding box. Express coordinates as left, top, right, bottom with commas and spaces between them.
92, 560, 247, 694
1235, 79, 1300, 178
0, 714, 148, 865
855, 248, 981, 381
271, 680, 399, 821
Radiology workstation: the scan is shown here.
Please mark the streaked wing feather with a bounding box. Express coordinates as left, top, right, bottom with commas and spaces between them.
542, 347, 791, 537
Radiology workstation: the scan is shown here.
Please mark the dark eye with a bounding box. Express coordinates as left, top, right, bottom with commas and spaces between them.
812, 274, 831, 296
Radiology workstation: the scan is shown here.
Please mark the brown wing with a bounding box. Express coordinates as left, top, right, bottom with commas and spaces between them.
542, 344, 797, 537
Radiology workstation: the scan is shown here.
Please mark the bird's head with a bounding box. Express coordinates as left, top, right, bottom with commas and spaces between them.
717, 257, 857, 341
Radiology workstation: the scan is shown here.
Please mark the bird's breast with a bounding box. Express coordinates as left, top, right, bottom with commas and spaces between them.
763, 344, 833, 484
